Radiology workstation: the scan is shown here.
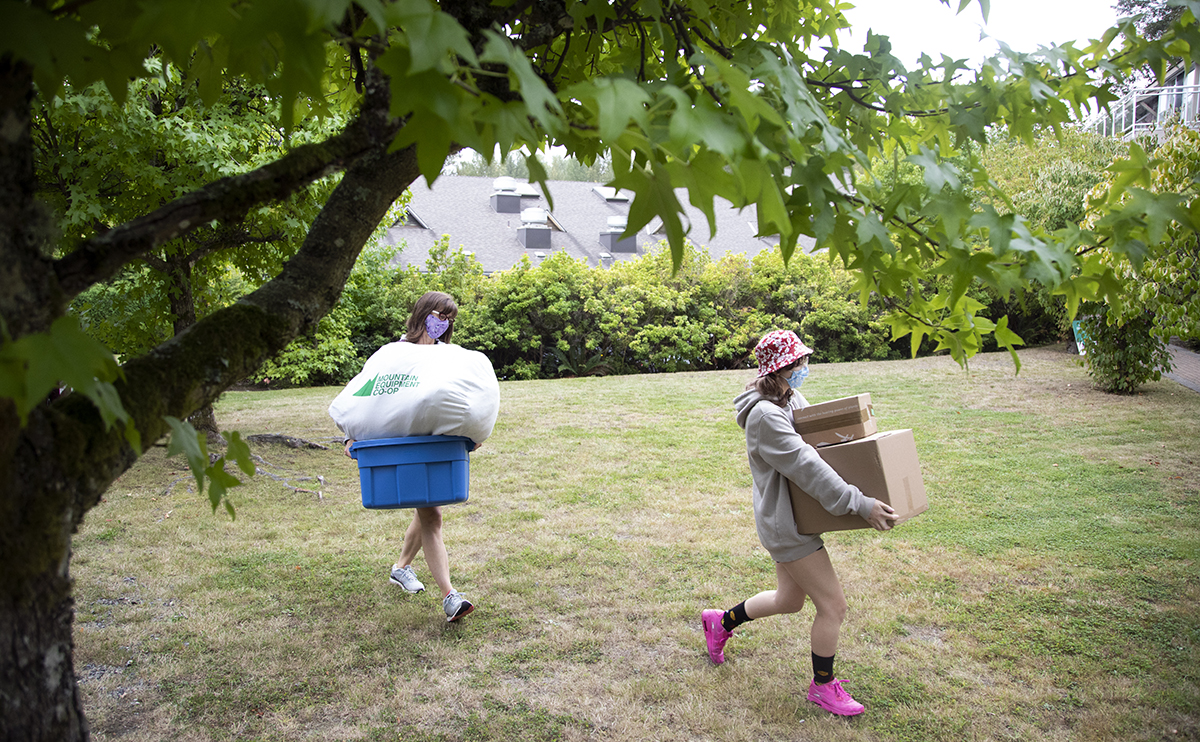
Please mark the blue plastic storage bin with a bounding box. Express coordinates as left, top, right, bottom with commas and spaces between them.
350, 435, 472, 509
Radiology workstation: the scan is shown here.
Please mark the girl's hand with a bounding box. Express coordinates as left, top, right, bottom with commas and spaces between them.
865, 501, 899, 531
343, 439, 355, 458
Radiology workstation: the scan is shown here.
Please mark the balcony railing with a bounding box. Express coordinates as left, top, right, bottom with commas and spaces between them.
1086, 83, 1200, 139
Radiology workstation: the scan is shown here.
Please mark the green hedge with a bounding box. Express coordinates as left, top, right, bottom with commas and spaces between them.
255, 240, 908, 385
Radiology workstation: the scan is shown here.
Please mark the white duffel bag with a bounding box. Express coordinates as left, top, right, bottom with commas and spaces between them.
329, 341, 499, 445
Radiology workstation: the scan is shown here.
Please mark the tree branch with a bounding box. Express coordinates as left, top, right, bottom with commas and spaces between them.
141, 253, 168, 273
549, 28, 572, 80
805, 77, 951, 117
52, 96, 402, 301
844, 193, 949, 261
38, 137, 423, 528
184, 228, 286, 266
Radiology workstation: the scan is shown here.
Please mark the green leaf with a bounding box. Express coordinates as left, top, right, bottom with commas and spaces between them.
611, 154, 686, 266
934, 250, 995, 309
0, 316, 138, 448
590, 78, 651, 143
739, 160, 791, 244
994, 315, 1025, 374
909, 145, 962, 193
388, 0, 478, 73
1105, 142, 1159, 195
524, 153, 554, 211
205, 460, 242, 514
855, 211, 894, 256
481, 31, 562, 132
663, 88, 745, 157
393, 109, 456, 181
667, 150, 737, 237
165, 416, 208, 496
1124, 187, 1193, 248
969, 206, 1016, 256
699, 51, 784, 132
224, 430, 257, 477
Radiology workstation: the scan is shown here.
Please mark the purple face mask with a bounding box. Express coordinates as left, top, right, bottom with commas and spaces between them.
425, 313, 450, 340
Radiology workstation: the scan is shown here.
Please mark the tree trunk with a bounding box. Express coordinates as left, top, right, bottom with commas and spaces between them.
0, 53, 88, 742
188, 403, 221, 442
0, 533, 88, 742
166, 254, 197, 335
164, 254, 221, 441
0, 62, 420, 740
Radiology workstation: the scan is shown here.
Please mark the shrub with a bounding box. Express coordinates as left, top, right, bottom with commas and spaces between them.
259, 240, 928, 384
252, 242, 413, 386
1078, 303, 1174, 394
254, 304, 359, 387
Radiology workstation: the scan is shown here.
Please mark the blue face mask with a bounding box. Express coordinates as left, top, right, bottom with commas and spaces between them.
787, 365, 809, 389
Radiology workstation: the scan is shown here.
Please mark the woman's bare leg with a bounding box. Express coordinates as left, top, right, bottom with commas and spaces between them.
777, 548, 847, 657
744, 561, 809, 619
413, 507, 453, 596
396, 513, 422, 568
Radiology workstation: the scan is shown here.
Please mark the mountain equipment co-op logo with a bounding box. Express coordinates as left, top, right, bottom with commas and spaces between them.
352, 373, 420, 397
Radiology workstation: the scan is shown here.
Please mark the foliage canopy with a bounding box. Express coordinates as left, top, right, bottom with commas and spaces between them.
1086, 125, 1200, 341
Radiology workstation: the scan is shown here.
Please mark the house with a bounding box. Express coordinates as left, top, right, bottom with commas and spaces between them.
1088, 63, 1200, 139
384, 175, 817, 273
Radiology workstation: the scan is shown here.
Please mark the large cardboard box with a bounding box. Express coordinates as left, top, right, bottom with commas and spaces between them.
793, 393, 877, 447
788, 429, 927, 534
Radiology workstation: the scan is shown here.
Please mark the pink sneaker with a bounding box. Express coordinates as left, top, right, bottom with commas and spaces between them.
807, 679, 864, 716
701, 609, 732, 664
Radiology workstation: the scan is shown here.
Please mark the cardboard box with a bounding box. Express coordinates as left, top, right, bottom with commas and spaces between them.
788, 429, 927, 534
793, 393, 877, 447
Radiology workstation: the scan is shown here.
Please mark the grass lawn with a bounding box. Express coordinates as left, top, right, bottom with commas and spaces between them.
72, 346, 1199, 741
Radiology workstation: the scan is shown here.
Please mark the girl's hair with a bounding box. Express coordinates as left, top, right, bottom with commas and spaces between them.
405, 291, 459, 343
745, 359, 803, 407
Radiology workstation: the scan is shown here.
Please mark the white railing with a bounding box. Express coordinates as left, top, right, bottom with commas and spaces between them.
1086, 84, 1200, 140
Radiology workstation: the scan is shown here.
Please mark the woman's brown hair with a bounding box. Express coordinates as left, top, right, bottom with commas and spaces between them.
405, 291, 459, 343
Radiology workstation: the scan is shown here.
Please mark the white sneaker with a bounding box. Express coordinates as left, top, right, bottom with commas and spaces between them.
442, 591, 474, 622
389, 565, 425, 593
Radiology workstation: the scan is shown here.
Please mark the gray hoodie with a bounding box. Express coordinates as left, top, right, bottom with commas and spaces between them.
733, 388, 877, 563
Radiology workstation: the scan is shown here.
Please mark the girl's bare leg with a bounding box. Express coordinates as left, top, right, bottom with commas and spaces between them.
777, 548, 847, 657
414, 507, 453, 596
744, 561, 809, 619
396, 513, 422, 568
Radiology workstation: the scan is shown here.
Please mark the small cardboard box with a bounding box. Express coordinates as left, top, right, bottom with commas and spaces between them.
793, 393, 877, 447
788, 429, 927, 534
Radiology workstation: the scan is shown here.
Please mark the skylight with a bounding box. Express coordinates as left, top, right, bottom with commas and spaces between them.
591, 186, 630, 202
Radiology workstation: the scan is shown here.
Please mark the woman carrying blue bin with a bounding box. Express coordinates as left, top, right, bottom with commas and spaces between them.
330, 291, 499, 623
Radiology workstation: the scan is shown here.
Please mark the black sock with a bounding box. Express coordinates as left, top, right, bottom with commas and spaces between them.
812, 652, 835, 685
721, 602, 753, 633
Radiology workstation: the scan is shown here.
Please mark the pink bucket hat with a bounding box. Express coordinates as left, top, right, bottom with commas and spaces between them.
754, 330, 814, 377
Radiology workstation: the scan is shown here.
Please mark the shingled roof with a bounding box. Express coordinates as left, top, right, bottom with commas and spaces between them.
383, 175, 817, 273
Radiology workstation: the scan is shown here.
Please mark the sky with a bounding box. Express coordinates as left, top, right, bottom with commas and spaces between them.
839, 0, 1123, 67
